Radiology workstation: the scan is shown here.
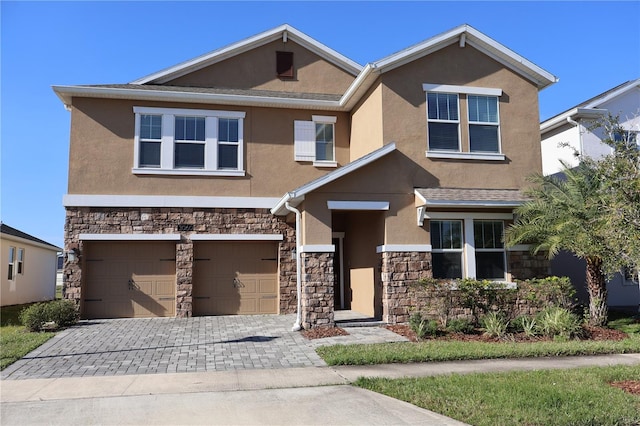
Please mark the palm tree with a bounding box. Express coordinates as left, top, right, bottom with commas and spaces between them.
504, 163, 613, 326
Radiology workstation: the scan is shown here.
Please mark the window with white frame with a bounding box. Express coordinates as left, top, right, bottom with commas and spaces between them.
473, 221, 506, 280
17, 248, 24, 275
7, 246, 15, 280
429, 216, 507, 280
133, 107, 245, 176
430, 220, 463, 279
424, 84, 504, 160
294, 115, 337, 166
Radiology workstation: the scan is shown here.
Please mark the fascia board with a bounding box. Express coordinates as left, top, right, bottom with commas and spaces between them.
51, 85, 343, 111
540, 108, 608, 133
339, 64, 379, 109
420, 200, 524, 208
582, 80, 640, 109
271, 142, 397, 215
1, 233, 62, 252
132, 24, 361, 85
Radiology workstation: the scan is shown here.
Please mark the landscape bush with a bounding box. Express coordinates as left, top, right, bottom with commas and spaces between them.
19, 300, 79, 332
408, 312, 438, 339
535, 306, 582, 339
481, 312, 509, 338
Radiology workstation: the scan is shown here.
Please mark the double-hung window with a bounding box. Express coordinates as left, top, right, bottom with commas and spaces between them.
17, 248, 24, 275
7, 246, 15, 280
430, 217, 507, 281
294, 115, 337, 167
133, 107, 245, 176
473, 221, 506, 280
430, 220, 464, 279
424, 84, 504, 161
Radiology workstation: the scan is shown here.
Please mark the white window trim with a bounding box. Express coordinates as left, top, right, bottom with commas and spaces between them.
295, 115, 337, 166
7, 246, 15, 281
424, 84, 504, 160
133, 106, 246, 176
426, 92, 461, 153
17, 248, 24, 275
190, 234, 284, 241
429, 216, 508, 281
468, 95, 502, 155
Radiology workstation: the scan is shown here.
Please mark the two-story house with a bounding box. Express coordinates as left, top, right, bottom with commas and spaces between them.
540, 79, 640, 310
54, 24, 557, 329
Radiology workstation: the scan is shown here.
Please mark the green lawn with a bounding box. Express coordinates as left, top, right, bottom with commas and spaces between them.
0, 304, 54, 370
355, 365, 640, 426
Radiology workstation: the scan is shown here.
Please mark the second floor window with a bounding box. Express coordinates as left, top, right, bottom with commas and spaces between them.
294, 115, 337, 167
133, 107, 246, 176
424, 84, 504, 161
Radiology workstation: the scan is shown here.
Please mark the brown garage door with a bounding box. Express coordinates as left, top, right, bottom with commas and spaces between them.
83, 241, 176, 319
193, 241, 278, 315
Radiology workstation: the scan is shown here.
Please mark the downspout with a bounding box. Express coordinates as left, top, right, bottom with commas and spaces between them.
566, 117, 584, 158
285, 201, 302, 331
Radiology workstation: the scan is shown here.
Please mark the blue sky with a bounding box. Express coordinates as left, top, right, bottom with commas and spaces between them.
1, 1, 639, 249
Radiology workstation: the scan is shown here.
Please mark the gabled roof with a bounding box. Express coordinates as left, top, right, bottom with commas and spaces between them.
53, 24, 557, 111
271, 142, 396, 215
369, 24, 557, 90
541, 79, 640, 133
1, 223, 61, 251
132, 24, 363, 85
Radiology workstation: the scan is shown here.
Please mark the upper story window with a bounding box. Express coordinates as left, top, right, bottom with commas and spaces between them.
7, 246, 15, 280
424, 84, 504, 161
17, 248, 24, 275
294, 115, 337, 167
133, 107, 246, 176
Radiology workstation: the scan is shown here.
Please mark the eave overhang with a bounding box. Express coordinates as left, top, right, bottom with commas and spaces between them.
540, 107, 608, 134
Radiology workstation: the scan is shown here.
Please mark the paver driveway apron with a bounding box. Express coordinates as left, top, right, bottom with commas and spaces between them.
1, 315, 406, 379
1, 315, 330, 379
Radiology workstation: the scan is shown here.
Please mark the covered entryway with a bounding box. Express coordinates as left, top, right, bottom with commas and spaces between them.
193, 241, 279, 315
82, 241, 177, 319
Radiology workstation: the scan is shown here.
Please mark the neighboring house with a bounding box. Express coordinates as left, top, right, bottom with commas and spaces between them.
53, 24, 557, 328
1, 223, 62, 307
540, 79, 640, 310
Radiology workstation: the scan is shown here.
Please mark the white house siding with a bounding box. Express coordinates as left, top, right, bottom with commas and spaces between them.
1, 238, 58, 306
541, 126, 580, 176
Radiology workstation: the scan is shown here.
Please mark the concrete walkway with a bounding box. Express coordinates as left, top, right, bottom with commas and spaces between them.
2, 354, 639, 425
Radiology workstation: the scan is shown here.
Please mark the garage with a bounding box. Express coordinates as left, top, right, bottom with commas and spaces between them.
193, 241, 278, 315
82, 241, 176, 319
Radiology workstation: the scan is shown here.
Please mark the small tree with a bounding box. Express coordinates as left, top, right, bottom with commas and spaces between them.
504, 163, 612, 326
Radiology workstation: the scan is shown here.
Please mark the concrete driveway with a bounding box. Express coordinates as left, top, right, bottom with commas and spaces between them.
1, 314, 407, 380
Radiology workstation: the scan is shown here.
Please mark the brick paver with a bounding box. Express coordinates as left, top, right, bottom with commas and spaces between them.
1, 314, 407, 380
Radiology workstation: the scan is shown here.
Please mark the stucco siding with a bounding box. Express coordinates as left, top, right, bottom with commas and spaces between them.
1, 239, 57, 306
67, 97, 350, 197
541, 125, 580, 175
350, 83, 384, 161
164, 40, 356, 95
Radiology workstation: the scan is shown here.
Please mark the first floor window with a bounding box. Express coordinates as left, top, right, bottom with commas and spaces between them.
429, 218, 506, 280
430, 220, 463, 279
17, 248, 24, 275
473, 221, 505, 280
7, 246, 15, 280
133, 107, 245, 176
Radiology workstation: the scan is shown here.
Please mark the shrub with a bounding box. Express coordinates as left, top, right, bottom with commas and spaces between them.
409, 312, 438, 339
512, 315, 538, 337
19, 300, 78, 332
536, 307, 582, 339
481, 312, 509, 338
46, 300, 79, 328
446, 318, 475, 334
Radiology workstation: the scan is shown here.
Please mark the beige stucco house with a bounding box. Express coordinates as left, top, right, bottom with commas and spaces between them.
54, 24, 557, 328
1, 223, 61, 307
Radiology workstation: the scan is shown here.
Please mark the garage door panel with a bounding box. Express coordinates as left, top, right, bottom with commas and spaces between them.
193, 241, 279, 316
83, 241, 176, 319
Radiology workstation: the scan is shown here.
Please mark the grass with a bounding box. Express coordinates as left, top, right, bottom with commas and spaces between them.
318, 311, 640, 366
355, 365, 640, 426
317, 337, 640, 365
0, 303, 54, 370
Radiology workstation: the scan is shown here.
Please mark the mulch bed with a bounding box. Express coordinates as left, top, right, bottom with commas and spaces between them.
385, 324, 629, 343
302, 326, 349, 340
610, 380, 640, 396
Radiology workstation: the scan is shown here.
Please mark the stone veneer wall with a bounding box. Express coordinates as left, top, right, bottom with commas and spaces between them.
64, 207, 296, 317
507, 250, 550, 280
300, 252, 334, 329
381, 251, 432, 324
